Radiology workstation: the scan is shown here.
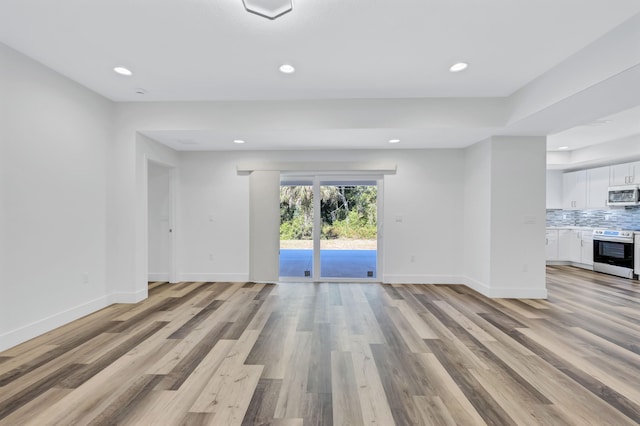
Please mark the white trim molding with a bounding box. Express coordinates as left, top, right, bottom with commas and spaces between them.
179, 273, 251, 283
461, 276, 548, 299
383, 274, 464, 285
148, 273, 171, 282
108, 289, 148, 304
237, 161, 397, 175
0, 296, 111, 352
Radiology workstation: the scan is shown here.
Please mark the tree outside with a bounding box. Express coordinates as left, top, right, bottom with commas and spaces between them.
280, 185, 377, 247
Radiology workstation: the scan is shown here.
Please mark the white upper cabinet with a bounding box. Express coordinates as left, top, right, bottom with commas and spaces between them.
553, 161, 640, 211
586, 166, 610, 209
610, 161, 640, 186
562, 170, 587, 210
546, 170, 563, 209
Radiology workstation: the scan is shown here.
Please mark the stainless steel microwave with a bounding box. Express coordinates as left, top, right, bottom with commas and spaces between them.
607, 185, 640, 206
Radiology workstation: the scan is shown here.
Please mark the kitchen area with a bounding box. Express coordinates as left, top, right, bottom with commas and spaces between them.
546, 160, 640, 280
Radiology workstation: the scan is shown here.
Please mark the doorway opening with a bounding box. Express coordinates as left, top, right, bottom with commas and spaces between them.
147, 160, 176, 284
279, 176, 381, 281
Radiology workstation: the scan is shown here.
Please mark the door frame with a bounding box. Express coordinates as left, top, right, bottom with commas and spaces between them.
145, 158, 178, 284
279, 173, 383, 282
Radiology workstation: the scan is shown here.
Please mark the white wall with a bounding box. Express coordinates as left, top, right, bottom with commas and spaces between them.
462, 139, 492, 289
147, 162, 171, 281
176, 151, 250, 282
249, 171, 280, 282
490, 137, 546, 297
381, 149, 465, 282
463, 136, 547, 298
0, 44, 8, 339
0, 43, 114, 351
175, 149, 465, 284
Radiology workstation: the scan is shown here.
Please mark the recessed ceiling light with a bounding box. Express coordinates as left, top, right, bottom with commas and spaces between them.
586, 119, 612, 127
113, 66, 133, 76
558, 146, 570, 150
388, 139, 400, 144
233, 139, 246, 144
279, 64, 295, 74
449, 62, 468, 72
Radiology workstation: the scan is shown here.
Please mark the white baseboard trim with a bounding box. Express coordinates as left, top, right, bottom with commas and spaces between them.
486, 287, 548, 299
383, 274, 463, 285
0, 288, 153, 352
0, 295, 111, 353
460, 276, 491, 296
148, 273, 170, 282
546, 261, 593, 271
179, 273, 250, 283
108, 289, 148, 304
461, 276, 548, 299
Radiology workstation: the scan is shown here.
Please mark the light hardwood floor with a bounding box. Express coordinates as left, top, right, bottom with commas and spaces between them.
1, 266, 640, 425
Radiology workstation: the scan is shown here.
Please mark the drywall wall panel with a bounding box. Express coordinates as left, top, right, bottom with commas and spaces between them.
1, 43, 113, 351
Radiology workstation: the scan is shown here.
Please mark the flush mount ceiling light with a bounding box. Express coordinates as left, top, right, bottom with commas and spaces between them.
388, 139, 400, 144
279, 64, 295, 74
558, 146, 570, 150
233, 139, 246, 144
113, 66, 133, 76
449, 62, 468, 72
243, 0, 292, 19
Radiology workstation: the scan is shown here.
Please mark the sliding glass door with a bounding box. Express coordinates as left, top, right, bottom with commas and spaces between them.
279, 184, 314, 278
319, 184, 377, 279
279, 176, 380, 281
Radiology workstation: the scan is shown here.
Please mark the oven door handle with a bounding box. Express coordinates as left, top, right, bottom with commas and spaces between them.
593, 237, 634, 243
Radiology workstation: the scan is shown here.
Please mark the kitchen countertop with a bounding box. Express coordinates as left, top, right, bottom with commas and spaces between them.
547, 226, 640, 234
546, 226, 595, 230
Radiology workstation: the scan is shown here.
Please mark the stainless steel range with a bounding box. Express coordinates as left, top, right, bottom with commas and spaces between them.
592, 229, 635, 279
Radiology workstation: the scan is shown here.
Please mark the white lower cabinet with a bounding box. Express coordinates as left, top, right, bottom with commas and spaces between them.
546, 230, 559, 260
580, 231, 593, 266
558, 229, 578, 261
548, 228, 593, 268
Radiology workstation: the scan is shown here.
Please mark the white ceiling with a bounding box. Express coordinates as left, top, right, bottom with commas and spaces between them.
548, 105, 640, 151
141, 127, 503, 151
1, 0, 640, 155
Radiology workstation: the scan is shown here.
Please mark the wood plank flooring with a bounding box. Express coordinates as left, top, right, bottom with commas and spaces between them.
1, 266, 640, 425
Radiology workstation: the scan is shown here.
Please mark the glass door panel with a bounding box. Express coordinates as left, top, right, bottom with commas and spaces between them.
319, 184, 377, 278
279, 185, 314, 278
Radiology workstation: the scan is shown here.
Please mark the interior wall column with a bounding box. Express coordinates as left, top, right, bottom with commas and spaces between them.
249, 171, 280, 282
463, 135, 547, 298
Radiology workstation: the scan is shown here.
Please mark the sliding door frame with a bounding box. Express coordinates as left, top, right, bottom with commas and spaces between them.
280, 173, 383, 282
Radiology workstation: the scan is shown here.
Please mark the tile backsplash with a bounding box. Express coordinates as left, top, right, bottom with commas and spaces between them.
546, 206, 640, 229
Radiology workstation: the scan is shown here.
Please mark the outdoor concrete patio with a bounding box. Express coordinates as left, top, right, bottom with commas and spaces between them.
279, 249, 377, 279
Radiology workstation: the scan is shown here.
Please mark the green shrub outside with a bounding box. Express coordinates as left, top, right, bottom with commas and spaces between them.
280, 215, 313, 240
281, 210, 376, 240
280, 185, 377, 240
